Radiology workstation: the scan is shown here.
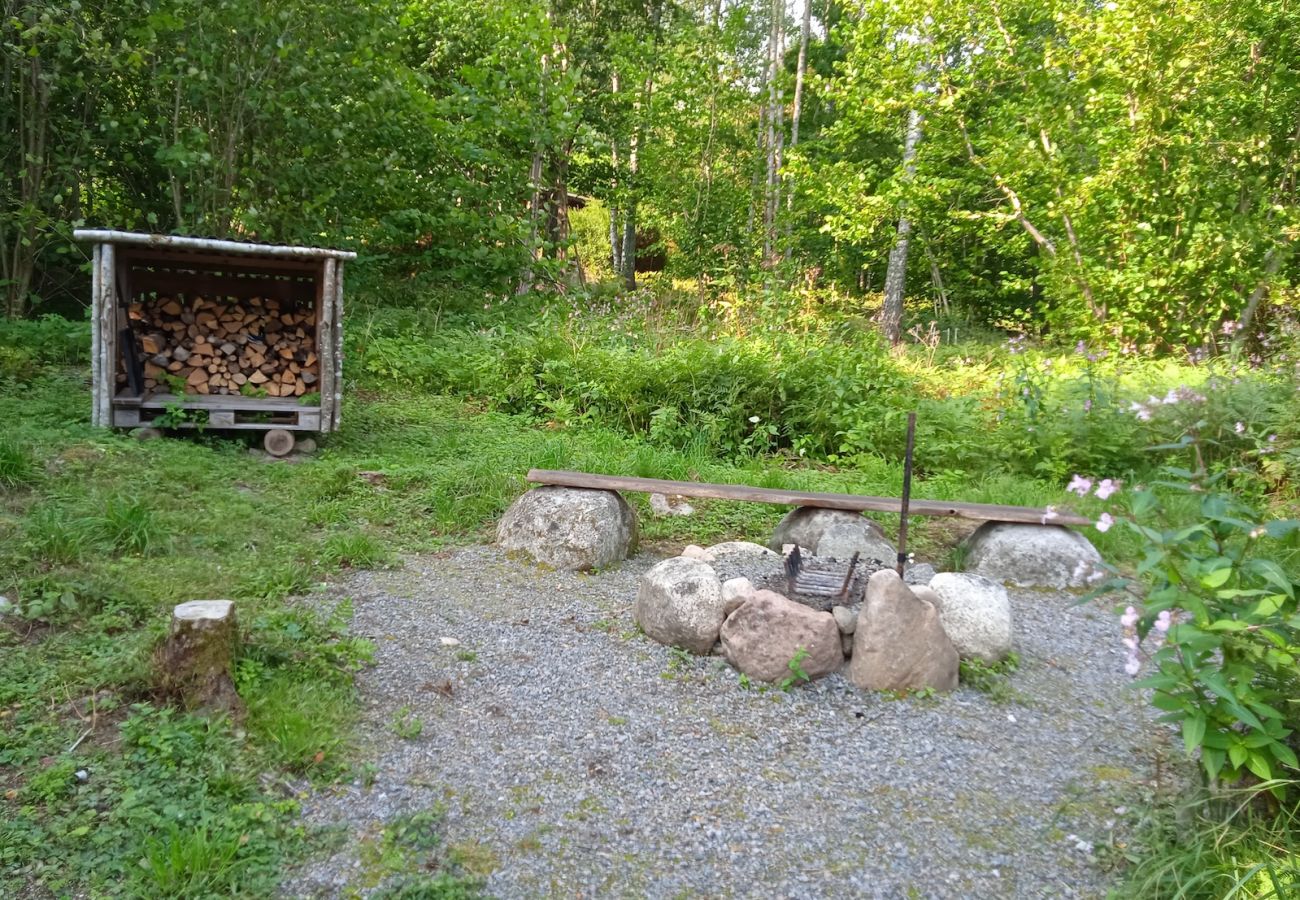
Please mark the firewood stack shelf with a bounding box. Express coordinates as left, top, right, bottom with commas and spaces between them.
76, 230, 355, 437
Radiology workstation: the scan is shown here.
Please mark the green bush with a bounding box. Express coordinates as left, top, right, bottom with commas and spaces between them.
1094, 466, 1300, 796
0, 315, 89, 378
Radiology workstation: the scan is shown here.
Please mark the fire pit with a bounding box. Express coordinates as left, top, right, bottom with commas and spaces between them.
633, 537, 993, 694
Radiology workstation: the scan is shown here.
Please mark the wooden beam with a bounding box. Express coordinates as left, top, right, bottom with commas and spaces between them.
525, 469, 1092, 526
90, 244, 103, 427
127, 269, 314, 303
317, 258, 335, 431
73, 229, 356, 260
114, 393, 318, 412
98, 243, 116, 428
119, 249, 319, 274
330, 260, 345, 431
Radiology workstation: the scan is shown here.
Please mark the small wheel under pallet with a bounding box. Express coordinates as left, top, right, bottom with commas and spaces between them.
263, 429, 296, 457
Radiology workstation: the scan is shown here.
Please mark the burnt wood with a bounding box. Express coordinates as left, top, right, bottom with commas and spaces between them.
525, 469, 1092, 526
119, 326, 144, 396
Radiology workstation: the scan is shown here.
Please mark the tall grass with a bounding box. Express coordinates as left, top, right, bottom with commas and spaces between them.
1116, 784, 1300, 899
0, 437, 34, 489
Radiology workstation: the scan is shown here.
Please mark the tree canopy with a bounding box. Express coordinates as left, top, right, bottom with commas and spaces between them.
4, 0, 1297, 349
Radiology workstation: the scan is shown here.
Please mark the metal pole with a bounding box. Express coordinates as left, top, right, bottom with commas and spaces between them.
896, 411, 917, 577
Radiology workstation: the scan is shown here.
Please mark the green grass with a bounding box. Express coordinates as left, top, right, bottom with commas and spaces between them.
4, 288, 1298, 896
1112, 783, 1300, 899
0, 436, 34, 489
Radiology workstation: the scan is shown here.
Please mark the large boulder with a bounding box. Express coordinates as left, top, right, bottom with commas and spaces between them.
634, 557, 726, 654
720, 589, 843, 683
815, 522, 898, 564
497, 486, 638, 571
926, 573, 1013, 663
705, 541, 779, 563
849, 570, 958, 693
903, 563, 937, 586
962, 522, 1103, 589
707, 541, 785, 585
770, 507, 889, 555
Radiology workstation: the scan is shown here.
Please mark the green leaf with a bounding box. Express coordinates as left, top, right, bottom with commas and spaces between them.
1202, 748, 1225, 781
1245, 752, 1274, 782
1244, 559, 1295, 599
1203, 619, 1248, 632
1272, 741, 1299, 770
1264, 520, 1300, 540
1199, 568, 1232, 589
1182, 713, 1206, 755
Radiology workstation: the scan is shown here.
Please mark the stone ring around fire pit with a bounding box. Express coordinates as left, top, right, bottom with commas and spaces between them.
633, 540, 1015, 694
496, 487, 1106, 692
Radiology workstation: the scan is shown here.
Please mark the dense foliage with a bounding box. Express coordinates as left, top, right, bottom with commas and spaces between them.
5, 0, 1298, 348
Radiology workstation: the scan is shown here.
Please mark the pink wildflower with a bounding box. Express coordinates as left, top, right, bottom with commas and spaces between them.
1154, 610, 1171, 634
1066, 474, 1092, 496
1120, 606, 1139, 629
1041, 505, 1059, 524
1095, 512, 1115, 533
1124, 658, 1141, 676
1094, 479, 1120, 500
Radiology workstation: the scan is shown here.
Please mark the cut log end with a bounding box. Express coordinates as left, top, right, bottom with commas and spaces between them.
264, 429, 295, 457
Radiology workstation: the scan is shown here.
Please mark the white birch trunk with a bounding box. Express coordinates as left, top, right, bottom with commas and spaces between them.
882, 108, 923, 345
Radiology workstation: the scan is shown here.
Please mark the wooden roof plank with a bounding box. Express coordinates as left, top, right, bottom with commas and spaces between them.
74, 229, 356, 260
524, 469, 1092, 526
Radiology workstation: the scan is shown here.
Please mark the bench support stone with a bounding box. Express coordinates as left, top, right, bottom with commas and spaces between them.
497, 486, 638, 571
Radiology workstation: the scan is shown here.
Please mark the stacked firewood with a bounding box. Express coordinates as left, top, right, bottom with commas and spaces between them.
120, 295, 319, 397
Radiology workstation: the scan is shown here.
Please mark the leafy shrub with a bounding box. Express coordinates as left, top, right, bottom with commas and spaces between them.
1095, 467, 1300, 796
0, 315, 89, 377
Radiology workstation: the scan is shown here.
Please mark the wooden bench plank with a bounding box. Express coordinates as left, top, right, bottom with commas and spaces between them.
525, 469, 1092, 527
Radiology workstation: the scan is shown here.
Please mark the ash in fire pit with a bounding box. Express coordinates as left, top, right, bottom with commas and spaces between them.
778, 546, 879, 610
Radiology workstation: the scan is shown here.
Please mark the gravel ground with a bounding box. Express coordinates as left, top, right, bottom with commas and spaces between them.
282, 546, 1162, 899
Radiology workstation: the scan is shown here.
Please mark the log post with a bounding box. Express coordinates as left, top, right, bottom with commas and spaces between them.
155, 600, 242, 716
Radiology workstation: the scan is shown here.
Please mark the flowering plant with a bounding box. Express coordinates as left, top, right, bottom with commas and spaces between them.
1089, 465, 1300, 795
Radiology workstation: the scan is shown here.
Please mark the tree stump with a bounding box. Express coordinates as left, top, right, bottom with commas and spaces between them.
155, 600, 242, 716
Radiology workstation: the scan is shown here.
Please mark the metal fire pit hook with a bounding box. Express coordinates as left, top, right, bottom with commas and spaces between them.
896, 411, 917, 578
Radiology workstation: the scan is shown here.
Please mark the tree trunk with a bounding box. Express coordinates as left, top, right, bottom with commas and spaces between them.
762, 0, 781, 263
5, 51, 50, 319
1235, 243, 1288, 343
882, 108, 922, 345
622, 128, 639, 290
783, 0, 813, 260
610, 203, 623, 275
609, 70, 623, 277
621, 1, 662, 290
517, 145, 546, 295
692, 0, 724, 240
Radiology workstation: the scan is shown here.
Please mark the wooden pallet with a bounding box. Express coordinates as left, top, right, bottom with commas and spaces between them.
525, 469, 1091, 526
112, 393, 321, 431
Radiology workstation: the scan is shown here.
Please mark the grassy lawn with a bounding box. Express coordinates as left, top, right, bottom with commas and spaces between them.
6, 299, 1283, 896
0, 353, 1107, 895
